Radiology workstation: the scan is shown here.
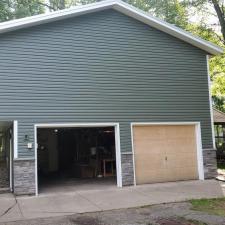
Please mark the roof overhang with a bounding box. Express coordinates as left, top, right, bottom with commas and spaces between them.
0, 0, 223, 55
214, 108, 225, 124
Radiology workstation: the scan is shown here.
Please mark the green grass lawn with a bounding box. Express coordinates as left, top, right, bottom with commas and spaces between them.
190, 198, 225, 216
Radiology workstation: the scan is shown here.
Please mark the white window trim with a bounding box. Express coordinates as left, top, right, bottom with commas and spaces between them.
130, 122, 204, 186
34, 122, 122, 196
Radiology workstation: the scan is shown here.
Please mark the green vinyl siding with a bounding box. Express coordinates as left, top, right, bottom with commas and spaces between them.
0, 9, 212, 158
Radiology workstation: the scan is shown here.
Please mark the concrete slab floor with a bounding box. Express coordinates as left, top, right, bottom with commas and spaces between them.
0, 193, 24, 222
0, 193, 17, 216
39, 177, 117, 195
0, 180, 223, 223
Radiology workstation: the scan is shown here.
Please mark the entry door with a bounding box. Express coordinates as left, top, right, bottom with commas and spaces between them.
133, 125, 199, 185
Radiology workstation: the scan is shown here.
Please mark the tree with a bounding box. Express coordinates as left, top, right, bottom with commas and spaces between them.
126, 0, 189, 29
14, 0, 45, 18
0, 1, 14, 22
185, 0, 225, 43
0, 0, 45, 22
36, 0, 98, 12
212, 0, 225, 43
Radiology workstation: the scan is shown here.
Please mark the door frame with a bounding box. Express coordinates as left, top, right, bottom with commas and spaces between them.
34, 122, 122, 196
131, 122, 204, 186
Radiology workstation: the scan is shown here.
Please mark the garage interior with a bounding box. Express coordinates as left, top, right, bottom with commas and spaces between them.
37, 126, 117, 193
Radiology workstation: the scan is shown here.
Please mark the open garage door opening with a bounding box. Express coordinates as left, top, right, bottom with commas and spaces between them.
37, 126, 118, 194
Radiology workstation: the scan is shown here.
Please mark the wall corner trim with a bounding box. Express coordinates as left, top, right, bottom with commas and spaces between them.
13, 120, 18, 159
206, 55, 216, 149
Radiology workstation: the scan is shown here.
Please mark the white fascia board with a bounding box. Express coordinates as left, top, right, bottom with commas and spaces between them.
0, 0, 223, 55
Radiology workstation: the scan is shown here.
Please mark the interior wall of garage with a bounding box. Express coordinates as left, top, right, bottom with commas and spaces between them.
38, 129, 58, 173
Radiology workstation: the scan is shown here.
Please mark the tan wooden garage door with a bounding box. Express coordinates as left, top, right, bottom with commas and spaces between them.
133, 125, 199, 185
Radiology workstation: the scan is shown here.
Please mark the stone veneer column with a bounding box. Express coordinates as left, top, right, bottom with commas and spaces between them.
121, 153, 134, 186
202, 149, 217, 179
14, 159, 35, 195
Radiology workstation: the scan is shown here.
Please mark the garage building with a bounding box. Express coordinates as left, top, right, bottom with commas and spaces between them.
0, 0, 222, 195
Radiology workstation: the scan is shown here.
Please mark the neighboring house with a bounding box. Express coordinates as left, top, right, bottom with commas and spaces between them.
0, 0, 223, 196
213, 108, 225, 163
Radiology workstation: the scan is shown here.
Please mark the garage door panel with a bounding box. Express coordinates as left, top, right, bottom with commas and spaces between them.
135, 155, 165, 170
165, 169, 197, 182
175, 167, 198, 180
166, 138, 196, 154
136, 169, 167, 184
133, 126, 166, 140
133, 124, 199, 185
134, 140, 167, 154
182, 154, 198, 167
164, 125, 195, 138
169, 158, 198, 168
165, 153, 197, 168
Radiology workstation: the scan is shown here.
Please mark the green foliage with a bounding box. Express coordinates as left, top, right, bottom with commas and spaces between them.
0, 1, 13, 22
40, 0, 98, 11
14, 0, 45, 18
0, 0, 45, 22
190, 198, 225, 216
126, 0, 189, 29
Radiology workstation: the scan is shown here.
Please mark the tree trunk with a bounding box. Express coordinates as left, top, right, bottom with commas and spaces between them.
211, 0, 225, 43
59, 0, 66, 9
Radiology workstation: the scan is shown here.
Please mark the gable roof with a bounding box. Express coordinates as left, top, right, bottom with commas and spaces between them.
0, 0, 223, 55
213, 108, 225, 123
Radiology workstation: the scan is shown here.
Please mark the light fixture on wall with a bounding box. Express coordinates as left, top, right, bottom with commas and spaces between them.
103, 130, 113, 133
24, 135, 30, 142
54, 129, 58, 133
